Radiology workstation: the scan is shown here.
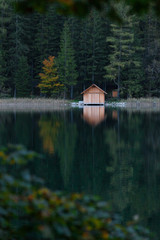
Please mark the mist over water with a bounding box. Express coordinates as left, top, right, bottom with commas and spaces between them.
0, 107, 160, 238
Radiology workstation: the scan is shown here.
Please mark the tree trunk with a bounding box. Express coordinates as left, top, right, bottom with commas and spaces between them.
117, 29, 122, 99
70, 85, 73, 99
63, 90, 65, 99
117, 65, 121, 99
14, 86, 16, 98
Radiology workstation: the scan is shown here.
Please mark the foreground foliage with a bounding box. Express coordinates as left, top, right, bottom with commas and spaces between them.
0, 145, 151, 240
13, 0, 160, 19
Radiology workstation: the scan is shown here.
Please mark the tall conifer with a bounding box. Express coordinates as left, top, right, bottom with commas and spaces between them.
57, 21, 78, 99
15, 56, 31, 97
104, 4, 136, 98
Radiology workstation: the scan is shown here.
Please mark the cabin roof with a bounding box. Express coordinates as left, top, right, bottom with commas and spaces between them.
81, 84, 107, 95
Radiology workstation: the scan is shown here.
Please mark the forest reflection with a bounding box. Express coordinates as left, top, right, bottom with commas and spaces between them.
0, 109, 159, 237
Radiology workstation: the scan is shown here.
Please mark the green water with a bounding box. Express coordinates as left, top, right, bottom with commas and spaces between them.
1, 108, 160, 237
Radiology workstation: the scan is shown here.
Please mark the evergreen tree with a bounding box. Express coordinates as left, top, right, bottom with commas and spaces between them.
7, 12, 30, 96
0, 50, 9, 96
144, 15, 160, 96
67, 16, 82, 95
57, 21, 78, 99
122, 16, 145, 97
104, 5, 136, 98
78, 18, 90, 90
78, 11, 109, 91
15, 56, 31, 97
0, 0, 11, 96
0, 0, 11, 35
87, 10, 109, 86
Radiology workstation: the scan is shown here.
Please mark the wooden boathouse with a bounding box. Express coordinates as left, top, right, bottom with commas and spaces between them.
81, 84, 107, 105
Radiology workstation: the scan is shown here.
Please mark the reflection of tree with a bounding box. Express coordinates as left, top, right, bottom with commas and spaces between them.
38, 113, 77, 188
105, 112, 145, 213
105, 127, 135, 211
39, 117, 61, 154
0, 113, 13, 146
56, 122, 77, 187
105, 111, 160, 238
69, 121, 110, 198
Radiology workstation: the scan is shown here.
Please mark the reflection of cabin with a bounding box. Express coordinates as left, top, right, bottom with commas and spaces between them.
83, 106, 106, 126
81, 84, 107, 105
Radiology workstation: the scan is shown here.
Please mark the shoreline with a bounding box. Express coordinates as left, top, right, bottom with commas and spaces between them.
72, 98, 160, 111
106, 98, 160, 109
0, 98, 69, 112
0, 98, 160, 112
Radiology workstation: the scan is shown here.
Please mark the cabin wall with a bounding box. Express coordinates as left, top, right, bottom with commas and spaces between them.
100, 94, 105, 104
83, 92, 105, 104
84, 94, 89, 104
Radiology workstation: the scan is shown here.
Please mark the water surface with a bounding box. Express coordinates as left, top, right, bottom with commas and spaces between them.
0, 107, 160, 237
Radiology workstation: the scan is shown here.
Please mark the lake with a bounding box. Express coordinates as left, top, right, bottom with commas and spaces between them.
1, 107, 160, 238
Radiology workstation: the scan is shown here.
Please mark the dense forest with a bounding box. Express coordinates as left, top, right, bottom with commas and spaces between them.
0, 1, 160, 98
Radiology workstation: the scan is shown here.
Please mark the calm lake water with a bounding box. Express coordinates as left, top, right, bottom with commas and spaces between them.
1, 107, 160, 238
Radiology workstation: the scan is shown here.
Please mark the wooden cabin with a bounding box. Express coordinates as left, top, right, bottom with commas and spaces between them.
81, 84, 107, 105
83, 106, 106, 126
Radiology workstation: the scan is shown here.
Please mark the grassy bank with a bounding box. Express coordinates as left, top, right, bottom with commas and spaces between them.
124, 98, 160, 108
107, 98, 160, 108
0, 98, 69, 111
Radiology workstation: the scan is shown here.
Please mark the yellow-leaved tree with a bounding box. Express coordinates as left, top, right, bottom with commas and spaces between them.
38, 56, 64, 97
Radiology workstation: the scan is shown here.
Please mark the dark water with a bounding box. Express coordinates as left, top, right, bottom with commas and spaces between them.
1, 107, 160, 237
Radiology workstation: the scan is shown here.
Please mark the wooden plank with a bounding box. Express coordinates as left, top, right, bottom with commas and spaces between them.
83, 92, 105, 105
100, 94, 105, 104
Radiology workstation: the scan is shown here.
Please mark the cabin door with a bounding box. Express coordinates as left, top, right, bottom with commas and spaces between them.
91, 94, 99, 104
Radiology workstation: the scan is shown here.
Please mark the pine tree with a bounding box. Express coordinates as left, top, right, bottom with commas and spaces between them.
34, 13, 50, 74
87, 10, 109, 86
57, 21, 78, 99
38, 56, 63, 97
0, 49, 9, 96
0, 0, 11, 35
144, 14, 160, 96
122, 16, 145, 97
15, 56, 31, 97
104, 4, 136, 98
78, 18, 92, 91
67, 16, 82, 95
78, 11, 109, 91
0, 0, 11, 96
47, 7, 65, 57
7, 12, 30, 96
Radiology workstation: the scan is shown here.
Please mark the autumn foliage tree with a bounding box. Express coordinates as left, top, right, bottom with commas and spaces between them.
38, 56, 64, 97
